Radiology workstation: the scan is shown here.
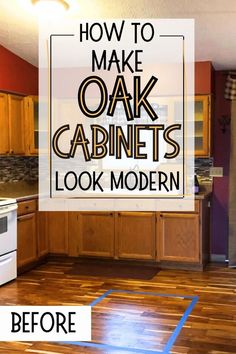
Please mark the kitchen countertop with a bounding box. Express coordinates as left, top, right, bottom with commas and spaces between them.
195, 191, 212, 200
0, 181, 38, 201
0, 181, 211, 202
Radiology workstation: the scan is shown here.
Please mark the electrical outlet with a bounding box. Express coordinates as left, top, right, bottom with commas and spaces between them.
210, 167, 224, 177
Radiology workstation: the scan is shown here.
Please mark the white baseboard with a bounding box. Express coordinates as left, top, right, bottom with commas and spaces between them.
210, 254, 227, 262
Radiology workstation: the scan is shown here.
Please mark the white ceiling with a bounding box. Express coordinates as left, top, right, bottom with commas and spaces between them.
0, 0, 236, 70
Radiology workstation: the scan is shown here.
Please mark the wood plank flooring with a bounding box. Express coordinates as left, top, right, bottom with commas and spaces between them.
0, 261, 236, 353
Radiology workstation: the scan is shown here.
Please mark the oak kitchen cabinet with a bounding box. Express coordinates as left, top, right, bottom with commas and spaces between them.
158, 199, 210, 268
158, 213, 200, 263
37, 211, 48, 258
68, 212, 115, 258
0, 93, 25, 155
0, 93, 9, 154
115, 212, 156, 260
16, 196, 210, 271
47, 212, 69, 255
174, 95, 212, 157
195, 95, 212, 157
17, 199, 37, 268
24, 95, 38, 155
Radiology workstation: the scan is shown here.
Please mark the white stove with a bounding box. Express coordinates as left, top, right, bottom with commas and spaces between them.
0, 198, 17, 285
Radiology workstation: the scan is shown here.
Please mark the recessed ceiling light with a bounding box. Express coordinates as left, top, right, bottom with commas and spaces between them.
31, 0, 69, 15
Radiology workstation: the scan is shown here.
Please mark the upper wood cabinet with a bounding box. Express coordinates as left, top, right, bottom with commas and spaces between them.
24, 95, 38, 155
0, 93, 9, 154
8, 94, 25, 155
195, 95, 211, 157
116, 212, 156, 260
0, 93, 25, 155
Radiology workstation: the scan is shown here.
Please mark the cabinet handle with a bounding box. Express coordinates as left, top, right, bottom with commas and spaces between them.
160, 214, 163, 217
25, 206, 29, 209
118, 213, 121, 216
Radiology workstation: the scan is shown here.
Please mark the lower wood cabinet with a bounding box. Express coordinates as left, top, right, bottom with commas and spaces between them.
47, 212, 68, 255
17, 197, 209, 271
37, 212, 48, 258
17, 203, 37, 268
69, 212, 115, 258
116, 212, 156, 260
158, 213, 200, 262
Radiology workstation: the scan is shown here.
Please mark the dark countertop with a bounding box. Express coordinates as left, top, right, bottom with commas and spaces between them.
195, 192, 212, 200
0, 181, 38, 201
0, 181, 211, 202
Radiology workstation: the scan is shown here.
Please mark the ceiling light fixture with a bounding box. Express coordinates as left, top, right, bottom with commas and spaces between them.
31, 0, 69, 14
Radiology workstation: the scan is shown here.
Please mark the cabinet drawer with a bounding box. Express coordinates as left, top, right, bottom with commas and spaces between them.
17, 199, 37, 216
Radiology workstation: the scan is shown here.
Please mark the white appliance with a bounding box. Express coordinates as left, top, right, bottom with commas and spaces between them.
0, 198, 17, 286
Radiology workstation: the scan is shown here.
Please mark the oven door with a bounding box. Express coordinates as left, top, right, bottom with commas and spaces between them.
0, 204, 17, 256
0, 251, 17, 285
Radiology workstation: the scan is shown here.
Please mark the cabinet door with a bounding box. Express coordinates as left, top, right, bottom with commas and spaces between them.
37, 212, 48, 258
76, 212, 114, 257
47, 212, 68, 254
116, 212, 156, 260
0, 93, 10, 154
159, 213, 200, 262
17, 213, 37, 268
8, 94, 25, 154
25, 96, 38, 155
195, 95, 210, 157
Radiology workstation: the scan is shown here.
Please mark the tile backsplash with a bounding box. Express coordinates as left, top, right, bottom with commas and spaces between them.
0, 156, 213, 184
0, 156, 38, 183
195, 157, 213, 183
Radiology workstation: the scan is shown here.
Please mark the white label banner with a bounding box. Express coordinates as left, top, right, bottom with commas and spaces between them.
0, 306, 91, 341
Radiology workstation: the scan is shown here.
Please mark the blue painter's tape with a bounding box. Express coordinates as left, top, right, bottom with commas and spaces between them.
62, 289, 198, 354
89, 289, 113, 307
163, 295, 198, 354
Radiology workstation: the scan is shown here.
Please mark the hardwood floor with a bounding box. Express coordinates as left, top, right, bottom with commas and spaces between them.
0, 261, 236, 353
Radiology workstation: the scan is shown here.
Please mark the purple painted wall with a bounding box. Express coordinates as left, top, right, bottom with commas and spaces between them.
211, 71, 231, 256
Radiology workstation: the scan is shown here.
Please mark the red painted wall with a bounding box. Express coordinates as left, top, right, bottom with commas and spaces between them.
0, 45, 38, 95
211, 71, 231, 256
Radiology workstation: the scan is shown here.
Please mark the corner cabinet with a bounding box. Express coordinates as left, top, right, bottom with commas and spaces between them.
195, 95, 211, 157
